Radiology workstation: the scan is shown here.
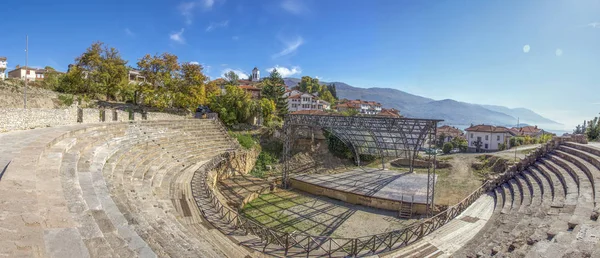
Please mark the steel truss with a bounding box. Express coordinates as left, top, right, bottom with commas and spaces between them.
282, 114, 442, 216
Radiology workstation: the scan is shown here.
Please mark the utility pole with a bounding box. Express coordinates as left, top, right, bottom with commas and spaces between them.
514, 117, 519, 162
24, 35, 28, 109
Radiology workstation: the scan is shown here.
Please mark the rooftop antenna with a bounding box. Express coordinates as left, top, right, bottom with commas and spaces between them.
24, 35, 28, 109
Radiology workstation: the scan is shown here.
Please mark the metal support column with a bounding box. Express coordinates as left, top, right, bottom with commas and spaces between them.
425, 125, 437, 217
282, 122, 292, 189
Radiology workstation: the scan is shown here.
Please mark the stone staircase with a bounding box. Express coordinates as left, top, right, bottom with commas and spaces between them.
454, 142, 600, 257
0, 120, 256, 257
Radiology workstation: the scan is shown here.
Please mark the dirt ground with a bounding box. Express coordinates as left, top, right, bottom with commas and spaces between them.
0, 82, 60, 108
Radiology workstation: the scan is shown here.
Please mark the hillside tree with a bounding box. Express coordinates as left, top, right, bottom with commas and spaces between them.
209, 85, 255, 125
262, 69, 288, 119
75, 41, 128, 100
224, 71, 240, 85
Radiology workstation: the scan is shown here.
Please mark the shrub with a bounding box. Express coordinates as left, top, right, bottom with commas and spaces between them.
442, 142, 453, 154
250, 151, 278, 178
231, 132, 256, 149
498, 143, 507, 151
58, 94, 74, 106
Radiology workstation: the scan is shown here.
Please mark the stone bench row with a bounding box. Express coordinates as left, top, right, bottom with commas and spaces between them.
461, 142, 600, 257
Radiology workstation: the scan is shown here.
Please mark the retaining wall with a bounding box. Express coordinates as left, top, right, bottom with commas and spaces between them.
0, 104, 187, 132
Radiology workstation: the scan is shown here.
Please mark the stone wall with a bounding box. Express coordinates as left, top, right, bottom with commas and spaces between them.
204, 149, 273, 210
0, 104, 188, 133
209, 147, 261, 183
391, 158, 452, 169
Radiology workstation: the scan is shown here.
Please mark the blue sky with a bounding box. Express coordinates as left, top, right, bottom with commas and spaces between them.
1, 0, 599, 129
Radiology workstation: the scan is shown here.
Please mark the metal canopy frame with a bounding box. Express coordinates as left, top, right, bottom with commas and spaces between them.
282, 114, 442, 216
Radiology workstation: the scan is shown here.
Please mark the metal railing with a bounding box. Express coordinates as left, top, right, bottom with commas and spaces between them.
191, 152, 490, 257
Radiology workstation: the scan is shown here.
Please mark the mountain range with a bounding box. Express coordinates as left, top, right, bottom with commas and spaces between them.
283, 78, 562, 129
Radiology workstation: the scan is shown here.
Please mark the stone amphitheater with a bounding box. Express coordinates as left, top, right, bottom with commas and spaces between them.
1, 118, 599, 257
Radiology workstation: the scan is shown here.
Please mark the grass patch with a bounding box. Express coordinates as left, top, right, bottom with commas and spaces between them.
230, 132, 256, 149
242, 191, 317, 233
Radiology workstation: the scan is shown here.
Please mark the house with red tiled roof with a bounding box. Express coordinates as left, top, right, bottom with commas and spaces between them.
510, 125, 550, 138
465, 124, 517, 152
436, 125, 464, 143
377, 108, 401, 118
336, 99, 382, 115
238, 85, 261, 99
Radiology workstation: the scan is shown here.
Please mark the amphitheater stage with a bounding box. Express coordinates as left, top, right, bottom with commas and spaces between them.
290, 168, 435, 214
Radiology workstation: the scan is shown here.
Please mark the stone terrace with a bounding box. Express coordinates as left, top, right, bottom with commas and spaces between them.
0, 119, 262, 257
451, 141, 600, 257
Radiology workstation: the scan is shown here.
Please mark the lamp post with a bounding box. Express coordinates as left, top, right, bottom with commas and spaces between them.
24, 35, 28, 109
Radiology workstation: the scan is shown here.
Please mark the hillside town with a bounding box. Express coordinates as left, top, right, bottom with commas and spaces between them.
1, 53, 556, 155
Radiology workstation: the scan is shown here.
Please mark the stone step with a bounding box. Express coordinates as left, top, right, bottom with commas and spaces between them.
515, 174, 532, 213
552, 151, 596, 204
501, 183, 513, 214
493, 187, 505, 213
510, 178, 523, 212
541, 158, 579, 206
522, 170, 543, 206
559, 145, 600, 204
530, 165, 564, 207
103, 128, 232, 256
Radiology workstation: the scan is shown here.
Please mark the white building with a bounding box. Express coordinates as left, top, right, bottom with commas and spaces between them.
465, 125, 516, 152
128, 69, 146, 84
284, 91, 330, 112
0, 57, 7, 80
8, 67, 46, 81
251, 67, 260, 82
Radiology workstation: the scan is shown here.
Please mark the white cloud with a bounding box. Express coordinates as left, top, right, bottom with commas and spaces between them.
266, 65, 302, 78
272, 36, 304, 58
522, 44, 530, 53
169, 28, 185, 44
555, 48, 563, 56
178, 2, 197, 25
178, 0, 215, 24
202, 0, 215, 8
587, 22, 600, 28
221, 68, 249, 80
124, 28, 135, 37
190, 61, 200, 65
206, 20, 229, 32
281, 0, 307, 15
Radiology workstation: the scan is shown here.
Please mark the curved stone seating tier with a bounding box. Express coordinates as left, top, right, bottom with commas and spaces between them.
455, 141, 600, 257
0, 120, 253, 257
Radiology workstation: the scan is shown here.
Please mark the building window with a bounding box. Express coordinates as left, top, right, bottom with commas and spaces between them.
485, 144, 488, 149
485, 135, 488, 140
470, 134, 473, 138
497, 135, 500, 141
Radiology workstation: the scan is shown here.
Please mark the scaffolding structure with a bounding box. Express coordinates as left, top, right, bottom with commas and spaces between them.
282, 113, 442, 216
